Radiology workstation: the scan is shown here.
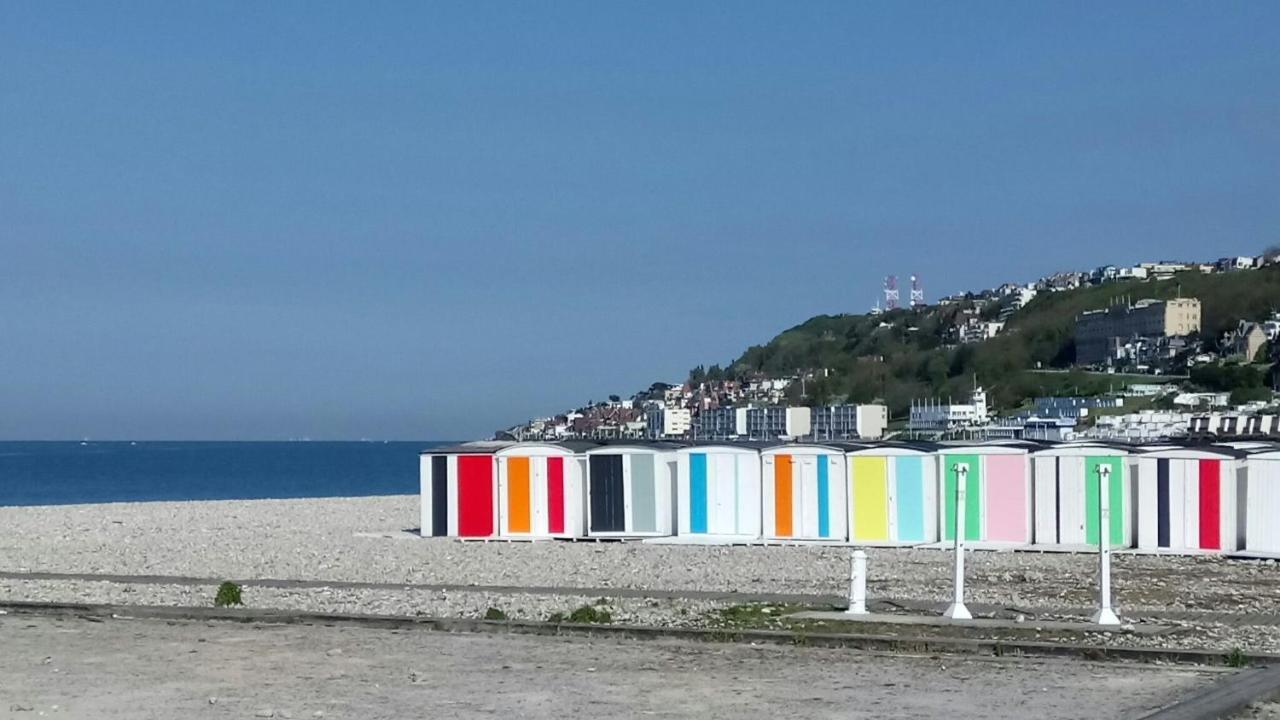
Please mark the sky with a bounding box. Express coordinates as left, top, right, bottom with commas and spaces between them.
1, 2, 1278, 440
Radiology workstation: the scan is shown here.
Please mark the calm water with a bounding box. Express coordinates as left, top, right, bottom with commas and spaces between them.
0, 442, 448, 506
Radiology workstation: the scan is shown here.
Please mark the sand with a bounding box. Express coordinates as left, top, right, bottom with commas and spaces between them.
0, 613, 1222, 720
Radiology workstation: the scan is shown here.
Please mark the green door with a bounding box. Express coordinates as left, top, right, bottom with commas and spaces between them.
1084, 456, 1125, 546
943, 454, 982, 541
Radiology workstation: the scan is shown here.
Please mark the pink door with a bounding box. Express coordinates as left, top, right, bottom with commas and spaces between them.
984, 455, 1028, 543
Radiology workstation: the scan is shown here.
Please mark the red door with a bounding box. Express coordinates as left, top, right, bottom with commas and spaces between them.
1198, 459, 1220, 550
547, 457, 565, 534
457, 455, 495, 537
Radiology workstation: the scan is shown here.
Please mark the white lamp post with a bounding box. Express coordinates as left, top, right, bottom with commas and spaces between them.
943, 463, 972, 620
1093, 463, 1121, 626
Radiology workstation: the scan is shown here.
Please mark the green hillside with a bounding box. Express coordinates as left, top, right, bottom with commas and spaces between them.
707, 265, 1280, 417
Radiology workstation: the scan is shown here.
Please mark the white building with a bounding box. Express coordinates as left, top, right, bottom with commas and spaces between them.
1261, 314, 1280, 342
1138, 261, 1192, 279
1173, 392, 1232, 409
1125, 383, 1176, 397
958, 320, 1004, 344
909, 388, 989, 432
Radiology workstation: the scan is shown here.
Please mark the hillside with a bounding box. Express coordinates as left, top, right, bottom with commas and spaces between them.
711, 265, 1280, 417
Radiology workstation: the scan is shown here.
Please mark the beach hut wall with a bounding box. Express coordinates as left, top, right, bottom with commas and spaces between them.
1245, 448, 1280, 554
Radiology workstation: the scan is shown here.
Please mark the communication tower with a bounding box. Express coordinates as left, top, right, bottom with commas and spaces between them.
883, 275, 899, 310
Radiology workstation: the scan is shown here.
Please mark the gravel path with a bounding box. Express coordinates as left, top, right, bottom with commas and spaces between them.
0, 613, 1223, 720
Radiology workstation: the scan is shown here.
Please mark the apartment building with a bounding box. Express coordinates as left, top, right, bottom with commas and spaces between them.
743, 406, 811, 440
1075, 298, 1201, 365
645, 406, 692, 439
810, 404, 887, 440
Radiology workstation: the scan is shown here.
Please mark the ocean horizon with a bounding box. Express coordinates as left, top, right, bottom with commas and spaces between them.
0, 441, 452, 507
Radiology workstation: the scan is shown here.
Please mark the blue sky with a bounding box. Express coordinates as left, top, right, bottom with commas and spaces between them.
1, 2, 1277, 440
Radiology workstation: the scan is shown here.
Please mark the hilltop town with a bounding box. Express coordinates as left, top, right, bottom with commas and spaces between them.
500, 250, 1280, 444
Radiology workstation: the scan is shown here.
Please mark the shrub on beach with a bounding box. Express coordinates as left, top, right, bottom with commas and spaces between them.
214, 581, 243, 607
566, 605, 612, 624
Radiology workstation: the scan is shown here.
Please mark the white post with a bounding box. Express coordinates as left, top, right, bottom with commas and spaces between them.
846, 549, 868, 615
1093, 463, 1121, 626
944, 463, 972, 620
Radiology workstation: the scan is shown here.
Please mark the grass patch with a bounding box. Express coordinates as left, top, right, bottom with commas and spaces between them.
483, 607, 508, 621
1227, 648, 1249, 668
708, 603, 813, 630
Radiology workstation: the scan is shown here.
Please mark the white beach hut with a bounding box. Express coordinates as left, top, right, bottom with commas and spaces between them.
1030, 442, 1134, 549
494, 441, 595, 539
583, 442, 682, 538
419, 442, 511, 538
1132, 444, 1248, 553
760, 443, 853, 542
845, 443, 941, 545
675, 443, 764, 541
936, 441, 1038, 546
1240, 444, 1280, 555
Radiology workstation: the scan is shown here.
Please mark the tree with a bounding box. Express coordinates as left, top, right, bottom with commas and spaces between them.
1231, 386, 1273, 405
608, 394, 621, 403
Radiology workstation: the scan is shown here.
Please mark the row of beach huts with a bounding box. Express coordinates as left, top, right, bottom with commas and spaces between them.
419, 439, 1280, 556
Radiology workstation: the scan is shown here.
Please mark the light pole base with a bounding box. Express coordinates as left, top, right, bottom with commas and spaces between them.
943, 602, 972, 621
1092, 607, 1122, 626
843, 605, 868, 616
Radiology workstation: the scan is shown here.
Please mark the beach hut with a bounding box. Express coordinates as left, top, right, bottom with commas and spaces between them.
1133, 445, 1248, 553
583, 442, 683, 538
1030, 442, 1134, 549
760, 443, 854, 541
675, 443, 765, 540
419, 442, 511, 538
1244, 445, 1280, 555
494, 441, 596, 539
845, 443, 942, 545
936, 441, 1038, 546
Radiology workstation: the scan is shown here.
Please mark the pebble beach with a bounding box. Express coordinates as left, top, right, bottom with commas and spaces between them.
3, 494, 1280, 652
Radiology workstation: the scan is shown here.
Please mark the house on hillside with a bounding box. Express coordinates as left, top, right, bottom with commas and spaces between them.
1216, 256, 1258, 272
1223, 320, 1269, 361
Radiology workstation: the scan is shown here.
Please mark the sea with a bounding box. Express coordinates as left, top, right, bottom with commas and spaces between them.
0, 441, 449, 507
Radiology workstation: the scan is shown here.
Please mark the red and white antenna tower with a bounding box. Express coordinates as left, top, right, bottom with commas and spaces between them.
910, 275, 924, 307
883, 275, 900, 310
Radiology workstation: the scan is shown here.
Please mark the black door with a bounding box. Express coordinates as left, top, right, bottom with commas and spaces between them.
1156, 458, 1170, 548
431, 456, 448, 537
589, 455, 625, 532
